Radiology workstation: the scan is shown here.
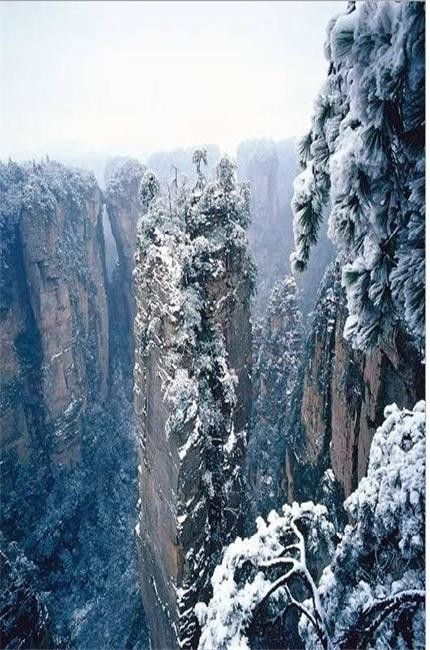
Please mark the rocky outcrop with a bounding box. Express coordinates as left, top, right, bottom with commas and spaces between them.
0, 159, 149, 649
285, 265, 425, 506
134, 159, 253, 648
105, 158, 146, 372
0, 160, 109, 469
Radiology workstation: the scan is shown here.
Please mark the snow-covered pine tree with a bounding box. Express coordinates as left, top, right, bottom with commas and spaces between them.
291, 1, 424, 351
192, 147, 208, 192
0, 536, 54, 649
196, 501, 336, 650
247, 276, 302, 520
197, 402, 425, 649
301, 401, 425, 650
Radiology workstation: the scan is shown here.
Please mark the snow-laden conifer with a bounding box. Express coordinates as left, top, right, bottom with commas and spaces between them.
198, 402, 425, 649
290, 2, 424, 350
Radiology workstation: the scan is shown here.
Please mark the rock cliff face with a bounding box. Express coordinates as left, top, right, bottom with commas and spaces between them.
285, 265, 425, 507
134, 159, 253, 648
105, 158, 146, 372
0, 159, 148, 649
0, 160, 109, 469
246, 277, 302, 523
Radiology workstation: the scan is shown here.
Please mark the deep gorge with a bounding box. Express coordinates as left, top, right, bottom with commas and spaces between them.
1, 140, 424, 649
0, 2, 425, 647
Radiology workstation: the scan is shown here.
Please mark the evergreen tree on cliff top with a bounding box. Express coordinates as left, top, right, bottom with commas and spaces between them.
291, 1, 424, 351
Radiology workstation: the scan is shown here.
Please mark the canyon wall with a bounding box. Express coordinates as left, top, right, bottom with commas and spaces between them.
0, 160, 109, 470
0, 159, 149, 648
105, 158, 146, 373
246, 276, 302, 523
284, 265, 425, 508
237, 140, 286, 315
134, 160, 253, 648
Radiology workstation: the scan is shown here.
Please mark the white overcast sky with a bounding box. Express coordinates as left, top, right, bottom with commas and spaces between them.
1, 1, 342, 159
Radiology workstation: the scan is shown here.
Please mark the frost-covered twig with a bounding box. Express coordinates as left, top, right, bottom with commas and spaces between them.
340, 589, 425, 649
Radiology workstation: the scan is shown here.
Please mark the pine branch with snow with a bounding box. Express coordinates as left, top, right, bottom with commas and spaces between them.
290, 2, 424, 351
198, 402, 425, 649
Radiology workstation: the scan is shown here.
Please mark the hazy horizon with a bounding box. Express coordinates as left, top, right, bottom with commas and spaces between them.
1, 1, 341, 161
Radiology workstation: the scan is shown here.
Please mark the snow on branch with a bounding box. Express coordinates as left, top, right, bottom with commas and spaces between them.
197, 402, 425, 649
290, 1, 425, 350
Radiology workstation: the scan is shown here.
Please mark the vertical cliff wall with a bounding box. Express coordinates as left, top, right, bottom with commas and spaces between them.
285, 265, 425, 508
237, 140, 284, 315
0, 159, 149, 648
105, 158, 146, 373
0, 160, 109, 470
246, 276, 302, 522
134, 159, 253, 648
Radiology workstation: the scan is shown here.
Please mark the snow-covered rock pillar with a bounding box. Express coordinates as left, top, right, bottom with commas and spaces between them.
133, 158, 253, 648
